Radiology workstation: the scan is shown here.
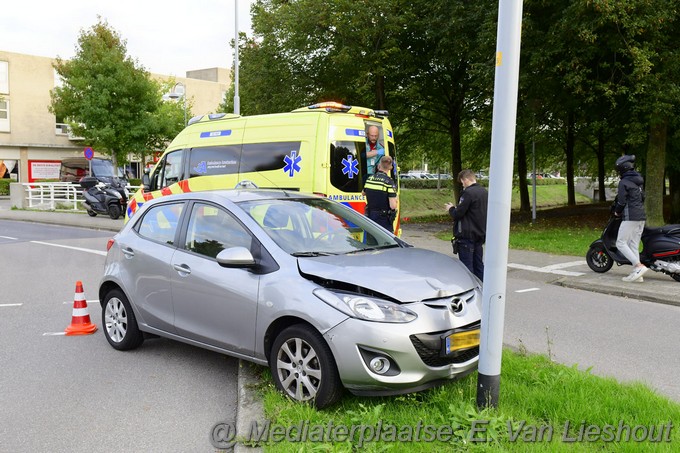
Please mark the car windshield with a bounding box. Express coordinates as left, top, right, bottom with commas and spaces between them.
237, 197, 400, 255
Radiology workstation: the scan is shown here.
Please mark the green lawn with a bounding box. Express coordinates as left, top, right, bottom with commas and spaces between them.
250, 349, 679, 451
402, 185, 605, 256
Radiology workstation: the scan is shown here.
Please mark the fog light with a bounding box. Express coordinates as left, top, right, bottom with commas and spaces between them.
369, 357, 391, 375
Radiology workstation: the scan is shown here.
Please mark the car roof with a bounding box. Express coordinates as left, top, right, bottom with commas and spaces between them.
143, 188, 315, 206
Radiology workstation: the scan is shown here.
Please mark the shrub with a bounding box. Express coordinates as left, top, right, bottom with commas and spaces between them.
0, 179, 10, 195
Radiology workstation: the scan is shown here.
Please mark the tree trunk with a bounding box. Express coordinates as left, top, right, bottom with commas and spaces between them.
597, 129, 607, 202
375, 75, 386, 110
517, 141, 530, 213
566, 112, 576, 206
669, 167, 680, 224
646, 120, 667, 227
450, 116, 463, 201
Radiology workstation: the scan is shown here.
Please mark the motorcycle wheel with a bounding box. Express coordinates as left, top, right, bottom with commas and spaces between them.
87, 210, 97, 217
108, 204, 122, 220
586, 244, 613, 273
671, 273, 680, 283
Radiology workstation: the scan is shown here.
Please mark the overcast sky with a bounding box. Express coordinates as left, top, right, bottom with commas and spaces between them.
1, 0, 254, 77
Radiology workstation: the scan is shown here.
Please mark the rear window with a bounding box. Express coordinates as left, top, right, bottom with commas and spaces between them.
330, 141, 364, 193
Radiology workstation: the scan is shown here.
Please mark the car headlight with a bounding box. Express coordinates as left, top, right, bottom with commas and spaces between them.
313, 289, 417, 323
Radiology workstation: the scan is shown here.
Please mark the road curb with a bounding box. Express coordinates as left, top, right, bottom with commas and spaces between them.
234, 360, 265, 453
554, 277, 680, 308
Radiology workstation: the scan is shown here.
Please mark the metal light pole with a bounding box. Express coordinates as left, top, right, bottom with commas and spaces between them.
476, 0, 524, 409
167, 82, 187, 126
233, 0, 240, 115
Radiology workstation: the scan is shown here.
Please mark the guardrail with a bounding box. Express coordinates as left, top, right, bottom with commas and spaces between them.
20, 182, 139, 211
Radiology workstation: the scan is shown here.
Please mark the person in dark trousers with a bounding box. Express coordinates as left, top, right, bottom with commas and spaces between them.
613, 154, 648, 283
445, 169, 488, 281
363, 155, 397, 233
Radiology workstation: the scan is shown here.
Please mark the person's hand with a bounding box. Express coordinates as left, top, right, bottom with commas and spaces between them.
445, 202, 454, 211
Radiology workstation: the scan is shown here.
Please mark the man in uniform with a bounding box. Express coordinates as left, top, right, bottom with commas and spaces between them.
363, 155, 397, 233
445, 169, 488, 281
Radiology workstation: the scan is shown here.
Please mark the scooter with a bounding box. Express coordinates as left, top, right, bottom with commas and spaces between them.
586, 215, 680, 282
79, 176, 128, 220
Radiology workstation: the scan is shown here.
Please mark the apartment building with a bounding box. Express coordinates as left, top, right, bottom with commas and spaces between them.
0, 50, 230, 182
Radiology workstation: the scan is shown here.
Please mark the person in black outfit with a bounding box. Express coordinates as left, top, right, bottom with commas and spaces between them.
363, 155, 397, 233
445, 169, 488, 281
613, 154, 648, 282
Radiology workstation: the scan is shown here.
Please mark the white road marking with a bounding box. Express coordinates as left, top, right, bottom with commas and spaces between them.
42, 332, 66, 336
0, 303, 23, 307
542, 260, 587, 271
515, 288, 540, 293
508, 263, 585, 276
30, 240, 107, 256
0, 236, 18, 240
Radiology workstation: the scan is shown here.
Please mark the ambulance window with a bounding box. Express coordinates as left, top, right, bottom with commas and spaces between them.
388, 142, 398, 181
330, 141, 362, 193
157, 150, 184, 189
189, 145, 241, 177
241, 142, 302, 173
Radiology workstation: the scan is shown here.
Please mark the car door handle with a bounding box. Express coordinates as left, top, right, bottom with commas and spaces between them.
121, 247, 135, 258
173, 263, 191, 275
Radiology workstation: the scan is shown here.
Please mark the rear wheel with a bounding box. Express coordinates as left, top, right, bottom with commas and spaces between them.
102, 288, 144, 350
671, 273, 680, 283
586, 244, 613, 273
108, 204, 122, 220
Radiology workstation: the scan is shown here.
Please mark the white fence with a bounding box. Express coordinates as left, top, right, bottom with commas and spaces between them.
18, 182, 139, 211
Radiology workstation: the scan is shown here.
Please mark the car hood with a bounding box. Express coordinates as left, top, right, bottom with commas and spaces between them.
297, 247, 477, 302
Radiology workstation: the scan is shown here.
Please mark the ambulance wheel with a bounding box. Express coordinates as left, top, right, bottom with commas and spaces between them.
108, 204, 122, 220
586, 244, 613, 273
87, 210, 97, 217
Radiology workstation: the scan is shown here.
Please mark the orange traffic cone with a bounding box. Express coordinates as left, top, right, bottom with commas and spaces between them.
65, 281, 98, 336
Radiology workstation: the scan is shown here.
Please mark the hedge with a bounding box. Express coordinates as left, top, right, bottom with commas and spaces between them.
0, 179, 10, 195
398, 177, 565, 189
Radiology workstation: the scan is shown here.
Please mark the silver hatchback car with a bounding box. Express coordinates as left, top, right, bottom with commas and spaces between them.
100, 190, 482, 408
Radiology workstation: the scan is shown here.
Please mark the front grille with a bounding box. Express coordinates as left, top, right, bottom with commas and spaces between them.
410, 336, 479, 367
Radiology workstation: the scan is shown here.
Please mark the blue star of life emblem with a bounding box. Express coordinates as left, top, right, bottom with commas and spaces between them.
193, 161, 207, 174
283, 150, 302, 177
341, 155, 359, 179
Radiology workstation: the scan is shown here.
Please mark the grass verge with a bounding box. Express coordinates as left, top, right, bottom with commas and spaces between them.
251, 349, 679, 451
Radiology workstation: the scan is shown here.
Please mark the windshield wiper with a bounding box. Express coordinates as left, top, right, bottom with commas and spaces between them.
291, 251, 337, 257
346, 244, 399, 254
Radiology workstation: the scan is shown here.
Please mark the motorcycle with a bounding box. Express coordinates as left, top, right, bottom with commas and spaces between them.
79, 176, 129, 220
586, 215, 680, 282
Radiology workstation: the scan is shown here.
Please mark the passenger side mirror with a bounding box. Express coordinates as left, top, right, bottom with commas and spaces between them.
216, 247, 256, 268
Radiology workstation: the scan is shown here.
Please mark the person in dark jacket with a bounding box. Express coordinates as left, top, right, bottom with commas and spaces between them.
613, 154, 647, 283
445, 169, 488, 280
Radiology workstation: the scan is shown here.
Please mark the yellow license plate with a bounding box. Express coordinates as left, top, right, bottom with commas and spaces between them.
445, 329, 480, 354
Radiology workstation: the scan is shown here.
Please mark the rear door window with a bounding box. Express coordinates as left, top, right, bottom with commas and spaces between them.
136, 202, 185, 246
330, 141, 364, 193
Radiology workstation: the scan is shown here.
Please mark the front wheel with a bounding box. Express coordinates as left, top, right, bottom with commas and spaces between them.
671, 273, 680, 283
586, 244, 613, 273
269, 324, 342, 409
102, 288, 144, 350
87, 210, 97, 217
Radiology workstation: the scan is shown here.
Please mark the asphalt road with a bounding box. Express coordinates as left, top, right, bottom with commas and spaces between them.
0, 220, 239, 452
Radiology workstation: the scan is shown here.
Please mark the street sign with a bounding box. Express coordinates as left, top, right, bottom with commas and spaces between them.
84, 147, 94, 161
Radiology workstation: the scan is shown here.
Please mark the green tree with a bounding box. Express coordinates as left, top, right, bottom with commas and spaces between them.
50, 19, 167, 168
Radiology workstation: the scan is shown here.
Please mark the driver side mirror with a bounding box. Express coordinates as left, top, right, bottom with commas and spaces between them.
142, 167, 151, 191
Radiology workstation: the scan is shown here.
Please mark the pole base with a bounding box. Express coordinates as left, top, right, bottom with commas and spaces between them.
476, 373, 501, 408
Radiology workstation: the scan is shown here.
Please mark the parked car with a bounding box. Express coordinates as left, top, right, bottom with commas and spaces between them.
99, 190, 482, 408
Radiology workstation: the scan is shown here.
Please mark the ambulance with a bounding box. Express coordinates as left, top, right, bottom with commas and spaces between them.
128, 102, 401, 234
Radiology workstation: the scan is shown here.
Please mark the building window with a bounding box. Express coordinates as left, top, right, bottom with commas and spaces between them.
0, 61, 8, 94
0, 99, 9, 132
